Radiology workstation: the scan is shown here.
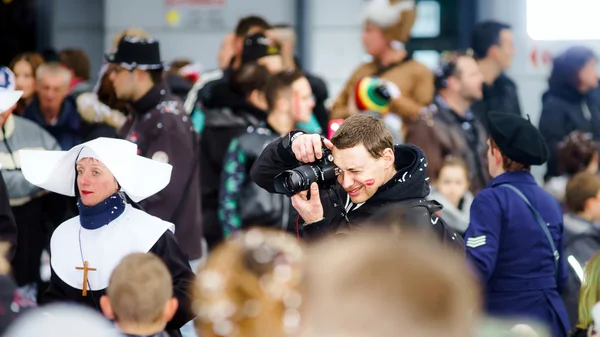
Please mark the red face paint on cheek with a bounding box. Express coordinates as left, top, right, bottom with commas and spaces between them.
364, 179, 375, 187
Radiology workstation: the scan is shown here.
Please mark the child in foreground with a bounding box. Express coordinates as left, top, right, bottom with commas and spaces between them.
100, 253, 178, 337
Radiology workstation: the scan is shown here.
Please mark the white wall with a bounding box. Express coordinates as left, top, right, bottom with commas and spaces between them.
52, 0, 104, 80
104, 0, 295, 71
308, 0, 366, 101
478, 0, 600, 125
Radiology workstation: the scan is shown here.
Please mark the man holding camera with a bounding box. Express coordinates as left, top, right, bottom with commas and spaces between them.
250, 114, 463, 249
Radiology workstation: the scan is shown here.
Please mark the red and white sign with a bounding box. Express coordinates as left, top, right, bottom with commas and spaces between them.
530, 48, 553, 69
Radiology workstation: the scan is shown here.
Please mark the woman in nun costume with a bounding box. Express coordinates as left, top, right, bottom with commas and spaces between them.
19, 137, 195, 336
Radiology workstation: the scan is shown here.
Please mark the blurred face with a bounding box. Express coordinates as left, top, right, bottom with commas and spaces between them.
13, 60, 36, 100
291, 77, 315, 123
76, 158, 119, 207
436, 165, 469, 207
452, 57, 484, 102
257, 55, 284, 74
333, 144, 395, 204
362, 22, 388, 58
578, 59, 599, 93
109, 67, 137, 100
38, 73, 70, 113
493, 29, 516, 69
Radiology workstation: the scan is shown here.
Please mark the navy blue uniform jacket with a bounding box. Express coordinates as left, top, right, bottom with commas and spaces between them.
464, 171, 570, 337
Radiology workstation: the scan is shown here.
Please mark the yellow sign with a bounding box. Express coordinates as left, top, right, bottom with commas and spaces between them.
165, 9, 181, 26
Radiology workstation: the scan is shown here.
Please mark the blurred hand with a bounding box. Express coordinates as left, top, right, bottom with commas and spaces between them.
291, 183, 324, 225
381, 79, 401, 99
291, 134, 334, 163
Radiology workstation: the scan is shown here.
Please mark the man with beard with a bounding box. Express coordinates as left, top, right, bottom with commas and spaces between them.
107, 37, 202, 266
406, 52, 490, 194
250, 114, 463, 251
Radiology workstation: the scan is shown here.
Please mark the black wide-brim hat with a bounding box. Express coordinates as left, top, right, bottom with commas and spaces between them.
488, 111, 550, 166
105, 37, 165, 71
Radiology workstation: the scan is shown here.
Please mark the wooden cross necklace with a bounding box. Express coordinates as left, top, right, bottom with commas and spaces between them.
76, 226, 96, 297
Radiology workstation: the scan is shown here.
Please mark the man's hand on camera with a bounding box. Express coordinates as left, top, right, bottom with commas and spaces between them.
291, 183, 324, 225
291, 134, 334, 163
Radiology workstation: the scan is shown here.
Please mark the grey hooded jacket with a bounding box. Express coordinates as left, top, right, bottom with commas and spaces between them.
0, 114, 60, 206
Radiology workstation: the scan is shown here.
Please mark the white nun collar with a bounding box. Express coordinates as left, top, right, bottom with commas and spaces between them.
19, 137, 172, 202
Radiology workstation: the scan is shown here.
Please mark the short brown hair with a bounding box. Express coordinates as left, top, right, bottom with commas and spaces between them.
264, 69, 305, 111
59, 48, 91, 80
168, 59, 192, 76
106, 253, 173, 324
301, 229, 480, 337
234, 15, 271, 37
558, 131, 598, 176
566, 172, 600, 213
489, 138, 531, 172
439, 157, 470, 181
331, 114, 393, 159
231, 63, 270, 98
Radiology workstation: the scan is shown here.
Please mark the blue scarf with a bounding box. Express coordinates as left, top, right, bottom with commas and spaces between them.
77, 193, 126, 230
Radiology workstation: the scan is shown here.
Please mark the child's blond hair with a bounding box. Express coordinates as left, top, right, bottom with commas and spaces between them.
106, 253, 172, 324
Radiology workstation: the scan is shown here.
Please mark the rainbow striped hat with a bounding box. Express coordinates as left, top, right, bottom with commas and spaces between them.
354, 76, 392, 114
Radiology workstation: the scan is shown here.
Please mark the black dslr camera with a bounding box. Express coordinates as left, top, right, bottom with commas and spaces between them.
273, 144, 338, 197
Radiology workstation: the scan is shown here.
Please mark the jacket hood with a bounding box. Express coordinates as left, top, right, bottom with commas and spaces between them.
367, 144, 431, 205
546, 46, 596, 102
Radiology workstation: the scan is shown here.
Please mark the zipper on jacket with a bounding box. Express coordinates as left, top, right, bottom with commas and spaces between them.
125, 115, 139, 140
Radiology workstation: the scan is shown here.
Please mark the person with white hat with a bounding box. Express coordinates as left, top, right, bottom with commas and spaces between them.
330, 0, 434, 138
0, 66, 63, 301
19, 137, 195, 335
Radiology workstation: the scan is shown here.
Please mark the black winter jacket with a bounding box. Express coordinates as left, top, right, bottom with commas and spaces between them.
250, 135, 464, 251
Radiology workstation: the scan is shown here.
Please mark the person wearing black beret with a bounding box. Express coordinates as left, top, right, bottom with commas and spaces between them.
464, 111, 570, 337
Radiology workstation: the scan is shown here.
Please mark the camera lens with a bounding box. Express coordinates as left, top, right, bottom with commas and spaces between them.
273, 165, 319, 197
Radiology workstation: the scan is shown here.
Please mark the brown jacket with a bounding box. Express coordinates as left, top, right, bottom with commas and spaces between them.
330, 58, 434, 124
119, 84, 203, 260
405, 96, 490, 194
